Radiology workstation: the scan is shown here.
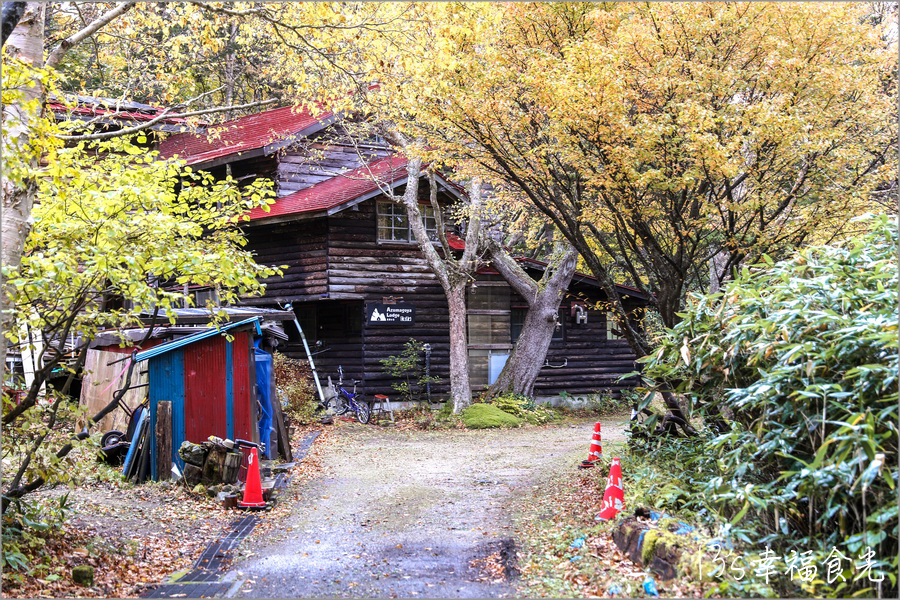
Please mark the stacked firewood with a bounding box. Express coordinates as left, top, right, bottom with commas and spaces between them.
178, 437, 243, 488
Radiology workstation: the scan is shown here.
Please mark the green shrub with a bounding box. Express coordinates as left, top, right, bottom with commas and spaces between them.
272, 353, 318, 426
461, 403, 523, 429
641, 216, 898, 597
380, 338, 441, 403
490, 392, 557, 424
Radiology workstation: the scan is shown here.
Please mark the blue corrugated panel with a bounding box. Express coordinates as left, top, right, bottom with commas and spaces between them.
149, 349, 185, 480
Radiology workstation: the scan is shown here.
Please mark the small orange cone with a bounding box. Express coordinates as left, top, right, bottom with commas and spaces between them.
578, 422, 603, 469
596, 457, 625, 521
239, 447, 266, 508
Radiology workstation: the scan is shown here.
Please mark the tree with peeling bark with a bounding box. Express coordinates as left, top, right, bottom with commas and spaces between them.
484, 238, 578, 399
343, 2, 895, 432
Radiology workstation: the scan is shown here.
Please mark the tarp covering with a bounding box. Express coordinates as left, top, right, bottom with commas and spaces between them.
79, 349, 150, 433
254, 346, 276, 459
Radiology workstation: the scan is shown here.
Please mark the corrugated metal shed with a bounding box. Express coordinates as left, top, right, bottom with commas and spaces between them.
139, 318, 261, 480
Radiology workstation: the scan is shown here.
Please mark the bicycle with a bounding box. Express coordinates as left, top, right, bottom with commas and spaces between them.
325, 366, 371, 424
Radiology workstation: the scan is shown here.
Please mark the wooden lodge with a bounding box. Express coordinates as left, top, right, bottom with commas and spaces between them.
159, 106, 649, 400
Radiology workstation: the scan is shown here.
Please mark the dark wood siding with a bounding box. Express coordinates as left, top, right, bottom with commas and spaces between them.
469, 280, 643, 398
241, 220, 329, 304
534, 306, 641, 397
277, 142, 392, 197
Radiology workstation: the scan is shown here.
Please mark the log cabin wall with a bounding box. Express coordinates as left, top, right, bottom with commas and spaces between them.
242, 219, 329, 304
534, 304, 642, 397
324, 196, 451, 398
467, 275, 644, 398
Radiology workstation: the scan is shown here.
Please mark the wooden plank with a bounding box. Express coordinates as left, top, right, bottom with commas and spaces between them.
330, 255, 431, 266
155, 401, 172, 481
270, 394, 293, 462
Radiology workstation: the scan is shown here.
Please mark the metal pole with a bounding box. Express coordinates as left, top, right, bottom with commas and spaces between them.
423, 343, 432, 401
285, 303, 325, 404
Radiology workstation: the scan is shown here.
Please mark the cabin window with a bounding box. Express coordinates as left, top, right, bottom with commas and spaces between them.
377, 201, 438, 243
606, 311, 623, 340
193, 287, 219, 307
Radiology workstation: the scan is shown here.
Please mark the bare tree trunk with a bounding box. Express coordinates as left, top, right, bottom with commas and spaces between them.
445, 285, 472, 412
2, 1, 136, 381
1, 2, 45, 380
224, 21, 238, 119
708, 249, 729, 294
486, 241, 577, 398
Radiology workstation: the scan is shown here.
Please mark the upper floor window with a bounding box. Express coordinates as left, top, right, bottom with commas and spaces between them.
377, 201, 438, 243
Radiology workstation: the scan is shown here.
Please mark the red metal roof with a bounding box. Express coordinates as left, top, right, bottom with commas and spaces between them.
159, 105, 333, 166
46, 96, 196, 126
246, 155, 410, 221
446, 233, 466, 250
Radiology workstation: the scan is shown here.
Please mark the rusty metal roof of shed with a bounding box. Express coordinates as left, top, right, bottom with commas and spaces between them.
159, 105, 336, 168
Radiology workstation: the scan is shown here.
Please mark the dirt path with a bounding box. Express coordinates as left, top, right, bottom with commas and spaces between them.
222, 415, 629, 598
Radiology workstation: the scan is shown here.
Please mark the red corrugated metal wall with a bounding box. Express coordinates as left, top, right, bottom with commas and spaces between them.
231, 331, 257, 444
183, 336, 227, 442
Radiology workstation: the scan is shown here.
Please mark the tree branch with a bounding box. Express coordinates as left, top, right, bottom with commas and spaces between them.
485, 238, 539, 302
44, 1, 138, 70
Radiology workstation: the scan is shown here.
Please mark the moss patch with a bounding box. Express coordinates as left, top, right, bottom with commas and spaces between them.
461, 404, 523, 429
641, 528, 660, 565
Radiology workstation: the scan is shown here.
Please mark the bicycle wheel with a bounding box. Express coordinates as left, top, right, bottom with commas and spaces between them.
355, 400, 371, 424
331, 395, 351, 415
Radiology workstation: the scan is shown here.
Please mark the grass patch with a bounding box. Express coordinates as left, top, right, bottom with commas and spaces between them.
460, 404, 523, 429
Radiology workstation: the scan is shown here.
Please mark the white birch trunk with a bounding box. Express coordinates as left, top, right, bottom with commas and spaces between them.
395, 156, 483, 413
1, 2, 45, 379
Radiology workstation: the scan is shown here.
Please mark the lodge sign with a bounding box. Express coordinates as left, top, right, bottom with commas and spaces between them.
366, 302, 415, 326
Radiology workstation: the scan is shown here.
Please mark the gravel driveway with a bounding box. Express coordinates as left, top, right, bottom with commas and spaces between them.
223, 416, 629, 598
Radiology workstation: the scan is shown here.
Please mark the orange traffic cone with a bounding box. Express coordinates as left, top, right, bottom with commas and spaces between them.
239, 447, 266, 508
595, 457, 625, 521
578, 422, 603, 469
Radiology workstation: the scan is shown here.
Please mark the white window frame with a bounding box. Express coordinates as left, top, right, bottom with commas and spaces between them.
377, 201, 439, 243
